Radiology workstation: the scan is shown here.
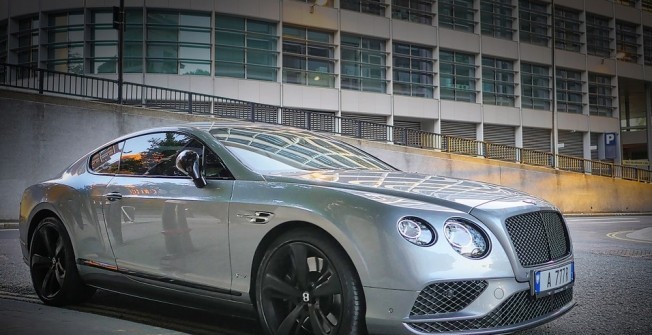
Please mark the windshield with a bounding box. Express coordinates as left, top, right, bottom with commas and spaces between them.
210, 127, 396, 174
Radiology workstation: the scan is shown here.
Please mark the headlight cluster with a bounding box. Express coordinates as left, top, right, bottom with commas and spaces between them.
443, 218, 490, 259
396, 216, 490, 259
397, 217, 437, 247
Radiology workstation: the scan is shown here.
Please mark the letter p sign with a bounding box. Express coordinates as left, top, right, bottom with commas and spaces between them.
605, 133, 617, 159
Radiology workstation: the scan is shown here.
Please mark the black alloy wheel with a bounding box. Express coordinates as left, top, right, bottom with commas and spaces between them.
256, 229, 365, 335
29, 217, 95, 306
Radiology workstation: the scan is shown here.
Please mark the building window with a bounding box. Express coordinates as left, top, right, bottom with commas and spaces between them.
391, 0, 434, 25
644, 0, 652, 13
556, 68, 583, 114
124, 10, 144, 73
46, 12, 84, 74
586, 13, 611, 58
0, 20, 7, 64
482, 56, 514, 106
12, 17, 39, 69
613, 0, 635, 7
146, 11, 211, 75
521, 63, 550, 110
439, 0, 476, 33
439, 49, 476, 102
644, 27, 652, 66
519, 0, 549, 47
480, 0, 513, 40
283, 26, 335, 87
90, 9, 143, 74
216, 15, 278, 81
341, 0, 387, 16
341, 34, 387, 93
393, 42, 433, 98
588, 73, 613, 117
554, 6, 581, 52
616, 21, 639, 63
91, 11, 116, 74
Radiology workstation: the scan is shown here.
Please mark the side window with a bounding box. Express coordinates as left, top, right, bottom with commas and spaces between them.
118, 132, 233, 179
120, 132, 193, 176
90, 142, 124, 174
203, 146, 233, 179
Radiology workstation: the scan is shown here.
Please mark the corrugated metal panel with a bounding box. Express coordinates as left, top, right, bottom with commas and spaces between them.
590, 132, 600, 160
558, 130, 584, 158
441, 121, 477, 139
484, 124, 516, 146
394, 119, 422, 130
523, 127, 551, 152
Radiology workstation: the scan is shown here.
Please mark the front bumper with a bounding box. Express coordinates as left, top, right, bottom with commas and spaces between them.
364, 277, 575, 335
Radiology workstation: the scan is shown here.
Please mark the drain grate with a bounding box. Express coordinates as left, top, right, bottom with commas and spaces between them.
591, 249, 652, 259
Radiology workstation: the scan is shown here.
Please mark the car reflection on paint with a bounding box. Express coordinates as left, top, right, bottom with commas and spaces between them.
19, 122, 575, 335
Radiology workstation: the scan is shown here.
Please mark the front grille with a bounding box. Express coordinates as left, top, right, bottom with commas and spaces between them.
407, 288, 573, 333
505, 211, 571, 267
411, 281, 488, 316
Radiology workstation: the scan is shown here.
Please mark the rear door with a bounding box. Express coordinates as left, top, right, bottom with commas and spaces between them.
102, 131, 234, 292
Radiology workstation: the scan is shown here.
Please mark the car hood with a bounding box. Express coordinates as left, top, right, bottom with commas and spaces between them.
264, 170, 551, 213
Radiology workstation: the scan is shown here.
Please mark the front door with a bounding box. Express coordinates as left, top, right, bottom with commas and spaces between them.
102, 131, 234, 291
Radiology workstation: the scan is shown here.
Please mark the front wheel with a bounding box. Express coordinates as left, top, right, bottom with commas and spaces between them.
255, 229, 365, 335
29, 217, 95, 306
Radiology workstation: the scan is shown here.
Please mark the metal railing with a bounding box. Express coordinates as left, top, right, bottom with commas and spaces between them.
1, 62, 650, 183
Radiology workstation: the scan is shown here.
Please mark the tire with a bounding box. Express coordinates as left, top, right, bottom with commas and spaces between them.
255, 228, 365, 335
29, 217, 95, 306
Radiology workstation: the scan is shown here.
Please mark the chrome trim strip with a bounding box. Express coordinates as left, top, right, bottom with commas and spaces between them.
77, 258, 241, 297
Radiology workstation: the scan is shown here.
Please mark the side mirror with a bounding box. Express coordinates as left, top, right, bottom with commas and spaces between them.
175, 150, 207, 188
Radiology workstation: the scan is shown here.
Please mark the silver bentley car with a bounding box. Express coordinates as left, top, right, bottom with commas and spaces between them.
19, 123, 575, 335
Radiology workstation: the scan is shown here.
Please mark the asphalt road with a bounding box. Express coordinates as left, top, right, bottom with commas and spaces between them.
1, 215, 651, 334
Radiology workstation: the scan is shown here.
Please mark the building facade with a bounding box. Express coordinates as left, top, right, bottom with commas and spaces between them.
1, 0, 651, 169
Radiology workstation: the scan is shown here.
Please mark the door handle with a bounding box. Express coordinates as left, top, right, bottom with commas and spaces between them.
104, 192, 123, 201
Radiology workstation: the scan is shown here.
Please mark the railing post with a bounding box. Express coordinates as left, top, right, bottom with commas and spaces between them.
307, 111, 312, 131
356, 120, 361, 138
250, 103, 256, 122
38, 69, 44, 94
188, 94, 193, 114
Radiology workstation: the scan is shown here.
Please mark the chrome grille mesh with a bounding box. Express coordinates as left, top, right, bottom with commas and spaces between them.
410, 281, 488, 316
505, 211, 570, 267
407, 288, 573, 333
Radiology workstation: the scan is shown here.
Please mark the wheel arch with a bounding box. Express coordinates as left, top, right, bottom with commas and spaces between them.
248, 220, 367, 307
26, 206, 64, 252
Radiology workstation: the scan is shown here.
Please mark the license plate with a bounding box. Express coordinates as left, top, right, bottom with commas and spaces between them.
532, 262, 574, 297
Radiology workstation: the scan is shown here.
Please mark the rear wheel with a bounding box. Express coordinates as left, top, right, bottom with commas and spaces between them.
29, 217, 95, 306
255, 229, 365, 335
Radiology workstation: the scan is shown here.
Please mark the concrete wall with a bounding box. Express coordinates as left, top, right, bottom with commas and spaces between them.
1, 89, 651, 220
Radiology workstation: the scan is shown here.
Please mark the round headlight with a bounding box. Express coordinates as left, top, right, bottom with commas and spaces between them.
443, 218, 490, 259
397, 217, 436, 247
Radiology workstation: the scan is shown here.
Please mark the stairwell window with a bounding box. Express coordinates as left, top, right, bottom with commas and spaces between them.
556, 68, 583, 114
521, 63, 550, 110
554, 6, 582, 52
391, 0, 434, 25
393, 42, 434, 98
480, 0, 513, 40
439, 0, 476, 33
282, 26, 335, 87
586, 13, 612, 58
439, 49, 476, 102
589, 73, 614, 117
482, 56, 514, 106
215, 15, 278, 81
341, 34, 387, 93
519, 0, 550, 47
